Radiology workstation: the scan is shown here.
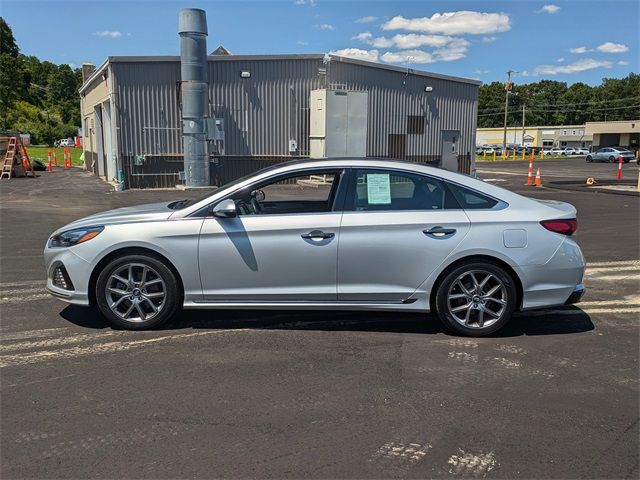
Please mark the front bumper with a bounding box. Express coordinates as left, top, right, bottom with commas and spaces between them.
44, 247, 91, 306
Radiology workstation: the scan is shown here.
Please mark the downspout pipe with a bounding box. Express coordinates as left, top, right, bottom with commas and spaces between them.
179, 8, 209, 187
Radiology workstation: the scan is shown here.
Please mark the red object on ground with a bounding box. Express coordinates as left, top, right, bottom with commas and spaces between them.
617, 156, 623, 180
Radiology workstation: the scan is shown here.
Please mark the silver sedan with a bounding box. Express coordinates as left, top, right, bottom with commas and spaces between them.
44, 159, 585, 336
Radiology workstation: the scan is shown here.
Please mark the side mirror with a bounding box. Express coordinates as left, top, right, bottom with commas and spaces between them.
251, 189, 265, 202
211, 199, 237, 218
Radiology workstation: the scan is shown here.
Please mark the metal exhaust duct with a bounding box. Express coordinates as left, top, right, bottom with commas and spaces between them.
179, 8, 209, 187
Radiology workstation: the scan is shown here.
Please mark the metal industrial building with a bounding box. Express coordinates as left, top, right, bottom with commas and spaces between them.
79, 53, 479, 189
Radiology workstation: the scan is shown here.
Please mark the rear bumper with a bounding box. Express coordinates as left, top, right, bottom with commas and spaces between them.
564, 283, 586, 305
519, 237, 585, 310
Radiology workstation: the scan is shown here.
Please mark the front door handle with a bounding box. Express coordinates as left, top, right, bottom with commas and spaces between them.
301, 230, 335, 240
423, 226, 456, 237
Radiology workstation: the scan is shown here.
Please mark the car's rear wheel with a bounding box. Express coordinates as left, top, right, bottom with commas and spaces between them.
435, 262, 517, 336
96, 254, 180, 330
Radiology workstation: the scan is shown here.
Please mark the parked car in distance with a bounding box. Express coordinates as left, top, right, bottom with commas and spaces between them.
586, 147, 635, 163
541, 147, 553, 155
564, 147, 577, 156
549, 147, 565, 156
44, 158, 586, 337
575, 147, 590, 155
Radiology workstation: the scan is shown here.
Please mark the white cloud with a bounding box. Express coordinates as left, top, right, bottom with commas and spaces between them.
297, 40, 309, 46
525, 58, 613, 76
481, 36, 497, 43
354, 32, 460, 49
330, 48, 379, 63
294, 0, 316, 5
539, 4, 560, 14
618, 60, 630, 65
569, 46, 591, 54
557, 57, 565, 62
434, 38, 470, 61
355, 16, 377, 24
381, 50, 434, 64
93, 30, 122, 38
382, 11, 511, 35
474, 69, 489, 74
597, 42, 629, 53
318, 23, 335, 30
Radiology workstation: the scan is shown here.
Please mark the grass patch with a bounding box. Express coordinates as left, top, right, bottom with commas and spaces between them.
24, 146, 84, 167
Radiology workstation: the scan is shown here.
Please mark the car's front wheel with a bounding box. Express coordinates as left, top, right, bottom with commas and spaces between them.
96, 254, 180, 329
435, 262, 517, 336
586, 155, 592, 162
608, 156, 616, 163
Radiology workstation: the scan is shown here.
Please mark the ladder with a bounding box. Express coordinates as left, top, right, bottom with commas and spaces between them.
1, 136, 36, 179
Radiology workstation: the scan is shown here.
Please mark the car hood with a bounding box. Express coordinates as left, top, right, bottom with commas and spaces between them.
54, 202, 174, 234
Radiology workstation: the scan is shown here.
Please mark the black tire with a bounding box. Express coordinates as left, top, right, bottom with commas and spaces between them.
608, 156, 616, 163
435, 261, 517, 337
95, 254, 180, 330
586, 156, 592, 163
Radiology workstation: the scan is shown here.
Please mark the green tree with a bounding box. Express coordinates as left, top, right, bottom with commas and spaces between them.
0, 18, 25, 129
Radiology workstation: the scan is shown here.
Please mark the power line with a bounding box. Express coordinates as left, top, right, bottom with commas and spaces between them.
478, 96, 640, 114
477, 104, 640, 118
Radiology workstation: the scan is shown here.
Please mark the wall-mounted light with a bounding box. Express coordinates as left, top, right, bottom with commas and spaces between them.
424, 85, 433, 92
240, 71, 251, 78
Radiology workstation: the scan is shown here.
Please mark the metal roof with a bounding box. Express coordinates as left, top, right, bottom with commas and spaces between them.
80, 53, 481, 90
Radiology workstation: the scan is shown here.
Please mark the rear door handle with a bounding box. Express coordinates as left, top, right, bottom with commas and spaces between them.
301, 230, 335, 240
423, 226, 456, 237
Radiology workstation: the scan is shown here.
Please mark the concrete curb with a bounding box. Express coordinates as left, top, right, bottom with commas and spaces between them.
545, 179, 639, 197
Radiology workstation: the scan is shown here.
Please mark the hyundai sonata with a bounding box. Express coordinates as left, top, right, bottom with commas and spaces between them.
44, 159, 585, 336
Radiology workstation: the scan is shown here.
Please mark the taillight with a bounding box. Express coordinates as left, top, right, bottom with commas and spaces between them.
540, 218, 577, 236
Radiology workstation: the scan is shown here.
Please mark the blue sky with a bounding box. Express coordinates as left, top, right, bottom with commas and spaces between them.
3, 0, 638, 85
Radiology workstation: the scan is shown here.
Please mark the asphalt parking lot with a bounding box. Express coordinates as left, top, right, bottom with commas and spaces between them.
1, 158, 638, 479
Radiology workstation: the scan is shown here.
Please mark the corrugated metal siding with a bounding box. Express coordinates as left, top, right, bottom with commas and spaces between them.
328, 60, 478, 161
109, 57, 478, 187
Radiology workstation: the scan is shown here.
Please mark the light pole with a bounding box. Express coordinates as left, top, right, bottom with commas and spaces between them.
502, 70, 518, 150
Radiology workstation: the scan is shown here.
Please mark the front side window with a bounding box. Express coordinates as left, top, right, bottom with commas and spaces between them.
347, 169, 457, 211
229, 170, 341, 215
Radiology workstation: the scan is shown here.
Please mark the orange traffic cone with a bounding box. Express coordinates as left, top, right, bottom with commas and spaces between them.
534, 168, 542, 187
525, 159, 534, 186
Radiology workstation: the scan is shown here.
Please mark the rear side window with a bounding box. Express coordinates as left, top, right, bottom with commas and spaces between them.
347, 169, 459, 211
447, 183, 499, 210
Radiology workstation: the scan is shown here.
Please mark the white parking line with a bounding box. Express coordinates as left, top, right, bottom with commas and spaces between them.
0, 329, 248, 368
0, 332, 121, 353
0, 328, 70, 341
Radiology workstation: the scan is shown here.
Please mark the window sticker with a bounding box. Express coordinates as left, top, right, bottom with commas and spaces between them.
366, 173, 391, 204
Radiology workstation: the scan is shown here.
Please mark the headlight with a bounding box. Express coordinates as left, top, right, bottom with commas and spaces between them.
48, 226, 104, 248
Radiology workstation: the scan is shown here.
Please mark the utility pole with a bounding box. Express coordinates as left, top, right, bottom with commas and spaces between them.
502, 70, 516, 150
522, 104, 526, 146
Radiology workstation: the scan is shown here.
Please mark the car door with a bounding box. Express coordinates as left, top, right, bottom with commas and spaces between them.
198, 168, 345, 302
337, 168, 471, 302
595, 148, 607, 161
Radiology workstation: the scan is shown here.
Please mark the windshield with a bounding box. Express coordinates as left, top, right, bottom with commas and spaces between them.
173, 160, 307, 209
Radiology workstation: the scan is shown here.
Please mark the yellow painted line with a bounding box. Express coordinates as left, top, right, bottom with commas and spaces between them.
0, 329, 248, 368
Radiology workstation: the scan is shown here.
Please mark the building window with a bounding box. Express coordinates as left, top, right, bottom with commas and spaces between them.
407, 115, 425, 134
562, 130, 567, 135
572, 130, 576, 135
84, 118, 89, 136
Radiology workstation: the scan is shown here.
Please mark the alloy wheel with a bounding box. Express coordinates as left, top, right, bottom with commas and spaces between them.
447, 270, 507, 329
105, 263, 166, 322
